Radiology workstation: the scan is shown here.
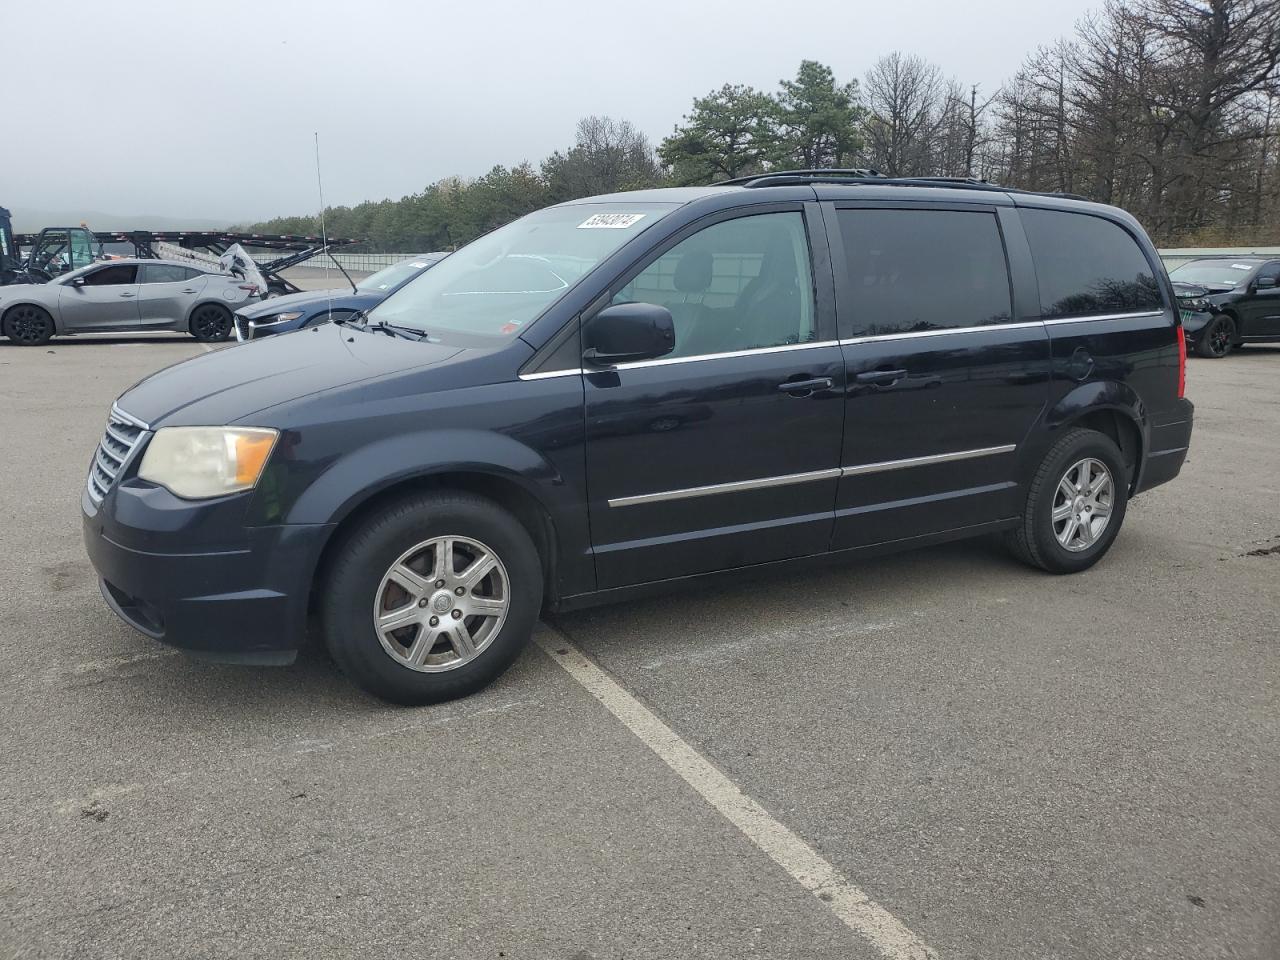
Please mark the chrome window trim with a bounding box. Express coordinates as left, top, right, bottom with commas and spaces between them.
838, 321, 1043, 346
607, 467, 842, 508
607, 444, 1017, 507
1041, 310, 1165, 326
840, 444, 1016, 477
520, 339, 841, 380
614, 339, 841, 371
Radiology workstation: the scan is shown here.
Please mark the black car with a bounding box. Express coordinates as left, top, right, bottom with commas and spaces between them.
233, 253, 448, 340
82, 172, 1193, 705
1169, 256, 1280, 358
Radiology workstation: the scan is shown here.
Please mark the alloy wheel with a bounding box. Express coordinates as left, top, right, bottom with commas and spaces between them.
6, 306, 51, 344
191, 305, 231, 340
1207, 317, 1233, 357
1052, 457, 1115, 552
372, 535, 510, 672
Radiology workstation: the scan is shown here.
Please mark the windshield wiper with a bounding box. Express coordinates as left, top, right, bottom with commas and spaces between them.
364, 319, 438, 342
333, 309, 363, 325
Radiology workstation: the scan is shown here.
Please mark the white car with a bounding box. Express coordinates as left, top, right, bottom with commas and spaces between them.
0, 258, 262, 346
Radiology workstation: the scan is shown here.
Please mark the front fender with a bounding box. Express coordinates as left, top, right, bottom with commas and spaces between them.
280, 427, 564, 527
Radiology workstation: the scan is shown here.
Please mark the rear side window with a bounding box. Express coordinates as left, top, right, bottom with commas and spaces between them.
141, 264, 188, 284
836, 209, 1011, 337
1021, 209, 1162, 318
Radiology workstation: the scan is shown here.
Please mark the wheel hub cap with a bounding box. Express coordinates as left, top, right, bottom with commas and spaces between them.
372, 535, 510, 672
1052, 457, 1115, 553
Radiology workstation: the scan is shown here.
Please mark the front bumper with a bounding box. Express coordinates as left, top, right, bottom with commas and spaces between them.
82, 482, 332, 664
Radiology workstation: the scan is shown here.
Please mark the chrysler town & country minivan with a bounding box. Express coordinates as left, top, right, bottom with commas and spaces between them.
82, 171, 1194, 704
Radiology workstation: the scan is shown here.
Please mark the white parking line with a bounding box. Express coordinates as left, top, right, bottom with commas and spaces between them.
535, 628, 938, 960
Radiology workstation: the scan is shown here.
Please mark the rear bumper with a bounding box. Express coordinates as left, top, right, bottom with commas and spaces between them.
1136, 398, 1194, 494
82, 484, 332, 664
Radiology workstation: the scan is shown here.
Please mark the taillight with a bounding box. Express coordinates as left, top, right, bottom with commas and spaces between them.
1176, 327, 1187, 398
238, 283, 259, 294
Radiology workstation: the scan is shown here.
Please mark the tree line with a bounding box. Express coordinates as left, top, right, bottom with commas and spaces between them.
248, 0, 1278, 250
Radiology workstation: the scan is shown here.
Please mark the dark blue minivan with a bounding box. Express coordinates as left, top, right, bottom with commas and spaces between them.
82, 172, 1194, 704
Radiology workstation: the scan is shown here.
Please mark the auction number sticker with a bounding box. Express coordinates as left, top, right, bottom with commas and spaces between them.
578, 213, 646, 229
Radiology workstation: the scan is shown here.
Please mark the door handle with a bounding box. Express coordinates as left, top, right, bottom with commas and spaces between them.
181, 288, 196, 293
777, 376, 833, 396
855, 368, 907, 386
118, 292, 136, 298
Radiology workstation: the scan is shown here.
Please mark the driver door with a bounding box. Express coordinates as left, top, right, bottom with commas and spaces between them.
1241, 261, 1280, 339
583, 206, 845, 589
58, 264, 141, 332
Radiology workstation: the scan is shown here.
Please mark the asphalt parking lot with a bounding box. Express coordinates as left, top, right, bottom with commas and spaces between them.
1, 335, 1276, 960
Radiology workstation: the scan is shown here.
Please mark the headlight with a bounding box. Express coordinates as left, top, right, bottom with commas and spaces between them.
1181, 298, 1210, 312
138, 427, 279, 499
257, 311, 303, 326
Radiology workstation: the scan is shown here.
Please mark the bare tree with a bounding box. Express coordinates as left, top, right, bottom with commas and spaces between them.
862, 53, 947, 176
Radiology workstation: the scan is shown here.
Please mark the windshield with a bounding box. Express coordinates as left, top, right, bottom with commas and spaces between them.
1170, 259, 1258, 287
367, 202, 678, 338
356, 256, 442, 293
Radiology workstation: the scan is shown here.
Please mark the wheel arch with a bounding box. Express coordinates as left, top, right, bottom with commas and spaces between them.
184, 298, 234, 328
1043, 382, 1146, 493
307, 468, 560, 618
2, 298, 61, 336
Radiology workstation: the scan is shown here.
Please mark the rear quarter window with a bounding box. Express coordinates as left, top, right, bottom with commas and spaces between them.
1021, 209, 1163, 318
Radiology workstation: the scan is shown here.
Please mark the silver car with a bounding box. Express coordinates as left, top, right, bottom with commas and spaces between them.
0, 259, 261, 346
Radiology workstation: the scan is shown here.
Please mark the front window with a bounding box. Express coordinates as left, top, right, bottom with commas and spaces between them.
368, 202, 677, 339
613, 211, 816, 358
1169, 259, 1259, 288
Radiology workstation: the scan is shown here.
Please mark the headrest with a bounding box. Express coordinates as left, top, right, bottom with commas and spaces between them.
673, 250, 713, 293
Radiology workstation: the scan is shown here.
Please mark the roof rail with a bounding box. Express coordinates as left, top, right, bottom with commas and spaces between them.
714, 169, 1092, 202
718, 168, 886, 187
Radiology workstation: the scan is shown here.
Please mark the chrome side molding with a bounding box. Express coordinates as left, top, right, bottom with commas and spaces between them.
607, 444, 1017, 507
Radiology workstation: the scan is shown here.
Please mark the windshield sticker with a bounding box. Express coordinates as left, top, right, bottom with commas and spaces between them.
1231, 263, 1252, 270
578, 213, 646, 229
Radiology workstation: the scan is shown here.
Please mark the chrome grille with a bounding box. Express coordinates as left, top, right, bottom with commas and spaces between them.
86, 405, 149, 505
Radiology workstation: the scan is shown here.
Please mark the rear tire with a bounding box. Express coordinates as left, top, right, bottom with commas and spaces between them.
3, 304, 55, 346
189, 303, 233, 342
1195, 314, 1235, 358
1005, 428, 1128, 574
321, 491, 542, 705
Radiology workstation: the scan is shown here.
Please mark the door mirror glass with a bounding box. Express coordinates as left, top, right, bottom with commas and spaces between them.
583, 302, 675, 366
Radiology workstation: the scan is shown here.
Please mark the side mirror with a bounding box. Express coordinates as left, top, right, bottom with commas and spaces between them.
72, 277, 86, 287
1256, 276, 1277, 290
583, 302, 675, 366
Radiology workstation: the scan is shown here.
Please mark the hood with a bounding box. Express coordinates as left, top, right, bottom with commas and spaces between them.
237, 287, 378, 319
117, 322, 462, 426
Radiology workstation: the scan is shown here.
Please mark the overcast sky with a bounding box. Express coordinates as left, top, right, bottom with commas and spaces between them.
3, 0, 1103, 224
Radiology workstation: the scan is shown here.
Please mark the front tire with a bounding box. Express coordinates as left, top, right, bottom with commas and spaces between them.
1006, 428, 1128, 574
321, 491, 542, 705
3, 304, 55, 346
1195, 314, 1235, 358
189, 303, 233, 342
